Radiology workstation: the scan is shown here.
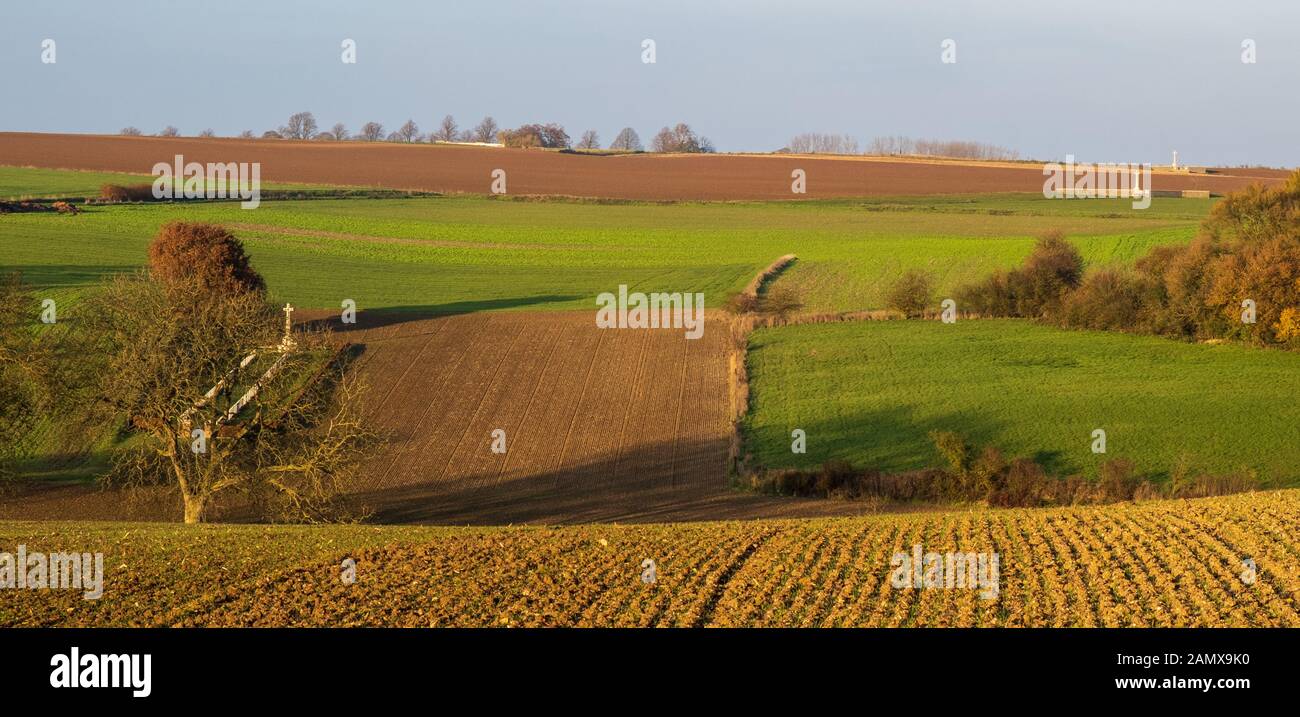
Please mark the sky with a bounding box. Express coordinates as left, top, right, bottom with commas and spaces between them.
2, 0, 1297, 167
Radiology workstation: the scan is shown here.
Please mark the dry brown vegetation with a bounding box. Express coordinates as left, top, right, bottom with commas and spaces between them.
958, 171, 1300, 349
98, 183, 155, 202
4, 488, 1297, 627
147, 220, 266, 294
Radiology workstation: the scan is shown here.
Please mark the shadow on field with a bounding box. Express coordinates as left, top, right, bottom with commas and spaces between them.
346, 434, 883, 526
297, 294, 583, 333
742, 405, 1021, 475
5, 264, 138, 290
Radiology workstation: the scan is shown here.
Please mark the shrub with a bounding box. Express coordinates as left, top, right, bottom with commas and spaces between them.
99, 184, 155, 202
1057, 268, 1150, 331
989, 458, 1048, 507
1011, 230, 1084, 318
758, 286, 803, 320
1098, 458, 1139, 501
953, 231, 1082, 319
147, 221, 265, 295
724, 292, 759, 315
814, 460, 857, 495
885, 269, 934, 317
956, 270, 1014, 317
1204, 234, 1300, 345
497, 123, 570, 149
968, 445, 1006, 496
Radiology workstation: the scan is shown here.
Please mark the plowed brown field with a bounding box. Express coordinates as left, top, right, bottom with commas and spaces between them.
336, 310, 850, 524
0, 132, 1281, 200
0, 310, 871, 524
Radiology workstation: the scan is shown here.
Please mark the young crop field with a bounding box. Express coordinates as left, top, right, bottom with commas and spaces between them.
0, 165, 339, 201
0, 167, 1211, 314
743, 319, 1300, 482
3, 488, 1298, 627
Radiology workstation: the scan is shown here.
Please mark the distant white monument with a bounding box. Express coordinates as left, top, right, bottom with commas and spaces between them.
1172, 150, 1179, 171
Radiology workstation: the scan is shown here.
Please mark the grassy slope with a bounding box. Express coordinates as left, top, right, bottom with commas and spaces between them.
3, 488, 1298, 626
0, 165, 331, 200
1, 178, 1208, 314
744, 319, 1300, 482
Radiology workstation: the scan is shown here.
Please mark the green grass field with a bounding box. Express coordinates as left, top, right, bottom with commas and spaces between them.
0, 166, 1212, 314
0, 165, 334, 201
743, 319, 1300, 483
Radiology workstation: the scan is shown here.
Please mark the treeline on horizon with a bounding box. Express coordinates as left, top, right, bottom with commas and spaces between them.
113, 112, 1021, 159
116, 112, 715, 154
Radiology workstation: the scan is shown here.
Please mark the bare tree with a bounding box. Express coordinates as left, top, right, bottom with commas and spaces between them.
280, 112, 318, 140
395, 119, 421, 143
788, 132, 859, 155
609, 127, 642, 151
119, 127, 142, 136
84, 223, 380, 523
359, 122, 384, 142
433, 115, 458, 142
331, 123, 349, 141
239, 130, 255, 139
199, 128, 216, 138
651, 123, 712, 153
866, 135, 1019, 160
576, 130, 600, 150
158, 126, 180, 137
472, 116, 498, 143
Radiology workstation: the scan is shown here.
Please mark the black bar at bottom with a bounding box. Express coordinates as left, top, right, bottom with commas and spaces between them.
1, 628, 1289, 706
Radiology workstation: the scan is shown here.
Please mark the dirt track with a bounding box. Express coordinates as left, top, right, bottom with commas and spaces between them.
0, 132, 1283, 200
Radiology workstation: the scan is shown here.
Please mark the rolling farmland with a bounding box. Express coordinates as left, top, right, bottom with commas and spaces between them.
4, 489, 1298, 627
0, 309, 871, 524
743, 319, 1300, 481
0, 132, 1283, 201
0, 178, 1211, 314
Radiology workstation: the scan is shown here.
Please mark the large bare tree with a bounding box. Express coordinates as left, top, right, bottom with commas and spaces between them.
651, 123, 713, 153
280, 111, 318, 140
472, 116, 498, 143
576, 130, 600, 150
394, 119, 421, 143
609, 127, 642, 151
433, 114, 458, 142
87, 272, 378, 523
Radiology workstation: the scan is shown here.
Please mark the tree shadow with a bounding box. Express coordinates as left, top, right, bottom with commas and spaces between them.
3, 264, 138, 290
296, 294, 583, 333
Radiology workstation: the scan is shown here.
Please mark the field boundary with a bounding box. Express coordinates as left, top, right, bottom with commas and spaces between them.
727, 255, 798, 472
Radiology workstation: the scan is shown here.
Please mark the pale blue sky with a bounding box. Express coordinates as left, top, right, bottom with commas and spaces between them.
2, 0, 1296, 166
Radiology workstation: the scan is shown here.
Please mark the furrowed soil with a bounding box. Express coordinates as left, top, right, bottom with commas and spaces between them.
0, 310, 868, 524
2, 489, 1297, 627
0, 132, 1281, 201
